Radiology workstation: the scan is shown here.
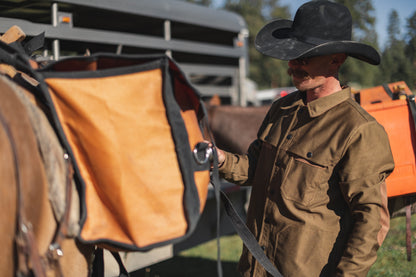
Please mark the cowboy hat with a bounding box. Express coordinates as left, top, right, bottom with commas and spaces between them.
255, 0, 380, 65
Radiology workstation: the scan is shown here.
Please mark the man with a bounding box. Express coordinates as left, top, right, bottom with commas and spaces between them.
216, 1, 395, 276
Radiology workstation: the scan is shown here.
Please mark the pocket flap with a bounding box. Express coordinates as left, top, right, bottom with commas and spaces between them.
286, 144, 333, 168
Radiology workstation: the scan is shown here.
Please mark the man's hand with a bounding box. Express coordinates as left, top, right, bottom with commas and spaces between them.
214, 146, 225, 168
204, 141, 226, 168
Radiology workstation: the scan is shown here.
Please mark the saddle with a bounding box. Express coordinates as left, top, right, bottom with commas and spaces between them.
0, 26, 283, 277
0, 32, 211, 277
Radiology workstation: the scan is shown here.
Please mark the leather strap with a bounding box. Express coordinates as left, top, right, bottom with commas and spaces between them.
202, 101, 284, 277
209, 148, 283, 277
45, 156, 74, 276
110, 251, 130, 277
382, 83, 394, 99
91, 248, 130, 277
0, 102, 46, 277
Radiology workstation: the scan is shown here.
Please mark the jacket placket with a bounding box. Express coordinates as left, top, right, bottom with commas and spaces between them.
253, 104, 301, 276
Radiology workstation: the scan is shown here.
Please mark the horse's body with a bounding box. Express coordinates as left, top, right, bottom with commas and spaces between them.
207, 104, 269, 154
0, 75, 94, 276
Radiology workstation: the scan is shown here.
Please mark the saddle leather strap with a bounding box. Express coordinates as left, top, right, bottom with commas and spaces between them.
15, 222, 47, 277
0, 29, 67, 276
45, 155, 75, 277
0, 107, 47, 277
91, 248, 130, 277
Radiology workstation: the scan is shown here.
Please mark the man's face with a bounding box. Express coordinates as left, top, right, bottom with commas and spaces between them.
287, 54, 341, 91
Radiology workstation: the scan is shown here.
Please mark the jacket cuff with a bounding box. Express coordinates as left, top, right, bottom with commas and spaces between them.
219, 150, 232, 172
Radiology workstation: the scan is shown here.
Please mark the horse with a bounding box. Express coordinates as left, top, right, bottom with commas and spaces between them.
0, 74, 95, 277
206, 102, 269, 154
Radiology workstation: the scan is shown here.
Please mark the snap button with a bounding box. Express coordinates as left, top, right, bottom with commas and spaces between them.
307, 152, 313, 158
286, 134, 293, 139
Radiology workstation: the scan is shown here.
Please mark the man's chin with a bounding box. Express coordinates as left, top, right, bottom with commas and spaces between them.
292, 76, 314, 91
293, 80, 307, 91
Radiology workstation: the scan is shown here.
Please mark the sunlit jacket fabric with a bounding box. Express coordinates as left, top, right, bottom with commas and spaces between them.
219, 87, 394, 277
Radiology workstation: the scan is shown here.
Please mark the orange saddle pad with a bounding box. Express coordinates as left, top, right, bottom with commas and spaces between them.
360, 82, 416, 198
37, 54, 210, 251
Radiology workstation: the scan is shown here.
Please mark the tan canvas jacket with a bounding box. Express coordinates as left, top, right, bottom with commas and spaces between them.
219, 87, 394, 277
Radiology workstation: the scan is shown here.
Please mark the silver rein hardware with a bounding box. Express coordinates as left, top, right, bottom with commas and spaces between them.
193, 142, 213, 165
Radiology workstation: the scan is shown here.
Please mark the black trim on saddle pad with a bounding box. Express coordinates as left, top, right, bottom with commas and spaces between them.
162, 59, 202, 238
36, 54, 208, 251
39, 54, 166, 79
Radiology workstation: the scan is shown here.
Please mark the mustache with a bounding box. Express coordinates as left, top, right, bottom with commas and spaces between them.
287, 68, 309, 78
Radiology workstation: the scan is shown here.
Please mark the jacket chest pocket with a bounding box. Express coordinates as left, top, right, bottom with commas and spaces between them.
280, 151, 331, 207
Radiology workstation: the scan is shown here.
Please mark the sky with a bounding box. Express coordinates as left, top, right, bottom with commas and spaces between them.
212, 0, 416, 50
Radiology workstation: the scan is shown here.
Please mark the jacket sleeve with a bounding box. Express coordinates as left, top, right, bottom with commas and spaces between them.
335, 121, 394, 276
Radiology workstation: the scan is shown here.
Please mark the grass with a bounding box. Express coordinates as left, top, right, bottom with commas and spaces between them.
131, 235, 242, 277
132, 214, 416, 277
368, 214, 416, 277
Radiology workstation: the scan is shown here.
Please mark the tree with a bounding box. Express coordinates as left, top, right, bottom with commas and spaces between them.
405, 11, 416, 88
379, 9, 414, 89
387, 10, 401, 43
334, 0, 380, 89
224, 0, 292, 89
335, 0, 377, 45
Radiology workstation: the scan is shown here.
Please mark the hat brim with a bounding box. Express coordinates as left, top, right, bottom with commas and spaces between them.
255, 19, 380, 65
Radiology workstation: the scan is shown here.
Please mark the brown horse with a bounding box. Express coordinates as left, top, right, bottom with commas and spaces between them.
0, 75, 94, 277
207, 103, 269, 154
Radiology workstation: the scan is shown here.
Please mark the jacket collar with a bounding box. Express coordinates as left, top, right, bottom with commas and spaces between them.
306, 87, 352, 117
279, 87, 352, 117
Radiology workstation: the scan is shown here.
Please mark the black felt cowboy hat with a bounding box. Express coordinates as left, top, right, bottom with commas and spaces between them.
255, 0, 380, 65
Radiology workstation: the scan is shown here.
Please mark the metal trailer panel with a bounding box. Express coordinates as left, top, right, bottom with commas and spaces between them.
0, 17, 245, 58
0, 0, 246, 32
0, 0, 249, 105
54, 0, 247, 32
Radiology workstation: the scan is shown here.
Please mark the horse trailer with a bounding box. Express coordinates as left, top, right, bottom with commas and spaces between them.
0, 0, 251, 274
0, 0, 250, 106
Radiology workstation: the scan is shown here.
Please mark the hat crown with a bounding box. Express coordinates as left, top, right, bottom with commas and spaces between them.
292, 0, 352, 43
254, 0, 380, 64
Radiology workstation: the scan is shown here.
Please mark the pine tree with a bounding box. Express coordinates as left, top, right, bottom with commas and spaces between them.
224, 0, 291, 89
335, 0, 380, 88
405, 11, 416, 89
380, 10, 413, 89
